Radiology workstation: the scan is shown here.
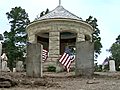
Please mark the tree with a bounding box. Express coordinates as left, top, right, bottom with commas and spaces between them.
35, 8, 49, 20
0, 34, 3, 40
85, 16, 102, 58
109, 35, 120, 70
3, 6, 30, 70
115, 34, 120, 44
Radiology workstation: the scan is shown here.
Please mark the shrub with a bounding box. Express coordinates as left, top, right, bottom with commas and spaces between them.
47, 65, 56, 72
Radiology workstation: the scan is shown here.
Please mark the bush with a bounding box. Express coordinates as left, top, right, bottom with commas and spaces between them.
47, 65, 56, 72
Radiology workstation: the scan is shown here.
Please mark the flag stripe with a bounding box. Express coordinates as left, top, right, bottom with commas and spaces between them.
59, 53, 67, 62
59, 52, 75, 72
61, 54, 69, 64
66, 60, 72, 69
42, 49, 48, 62
64, 56, 71, 66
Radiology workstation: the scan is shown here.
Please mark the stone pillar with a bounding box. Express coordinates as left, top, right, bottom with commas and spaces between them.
0, 42, 2, 70
89, 34, 93, 42
49, 31, 60, 66
76, 33, 85, 42
109, 60, 116, 72
26, 43, 43, 77
75, 41, 94, 76
28, 35, 37, 43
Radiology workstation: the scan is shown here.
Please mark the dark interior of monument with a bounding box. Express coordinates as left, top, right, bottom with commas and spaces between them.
37, 32, 76, 55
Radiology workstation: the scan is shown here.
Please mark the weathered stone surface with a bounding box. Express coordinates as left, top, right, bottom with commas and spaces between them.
26, 43, 43, 77
49, 37, 59, 42
2, 61, 8, 71
16, 61, 24, 72
109, 60, 116, 72
75, 41, 94, 76
49, 31, 60, 37
27, 6, 93, 70
49, 32, 60, 64
76, 33, 85, 42
49, 44, 59, 50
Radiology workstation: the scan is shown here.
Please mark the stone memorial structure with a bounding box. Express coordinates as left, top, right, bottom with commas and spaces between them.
109, 60, 116, 72
26, 2, 94, 76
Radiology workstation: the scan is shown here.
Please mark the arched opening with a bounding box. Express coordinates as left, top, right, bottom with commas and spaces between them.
37, 33, 49, 51
60, 32, 76, 55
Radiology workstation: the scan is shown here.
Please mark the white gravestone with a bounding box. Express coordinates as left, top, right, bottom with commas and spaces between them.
1, 53, 10, 71
2, 61, 8, 71
109, 60, 116, 72
16, 61, 24, 72
13, 68, 16, 72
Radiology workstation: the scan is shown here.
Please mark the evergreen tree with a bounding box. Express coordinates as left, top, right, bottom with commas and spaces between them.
3, 6, 30, 70
35, 8, 49, 20
109, 34, 120, 70
85, 16, 103, 58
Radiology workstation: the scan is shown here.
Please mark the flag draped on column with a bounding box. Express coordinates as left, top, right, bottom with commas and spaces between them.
59, 48, 75, 72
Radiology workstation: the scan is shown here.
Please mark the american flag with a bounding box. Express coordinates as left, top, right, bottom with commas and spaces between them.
59, 48, 75, 72
27, 42, 48, 62
102, 57, 109, 65
42, 49, 48, 62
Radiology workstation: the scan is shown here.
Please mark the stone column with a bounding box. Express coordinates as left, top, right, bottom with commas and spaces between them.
109, 60, 116, 72
28, 35, 37, 43
49, 31, 60, 66
76, 33, 85, 42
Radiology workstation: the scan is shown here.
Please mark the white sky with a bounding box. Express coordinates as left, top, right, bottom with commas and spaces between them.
0, 0, 120, 64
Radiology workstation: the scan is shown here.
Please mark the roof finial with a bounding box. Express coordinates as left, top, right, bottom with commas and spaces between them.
59, 0, 61, 6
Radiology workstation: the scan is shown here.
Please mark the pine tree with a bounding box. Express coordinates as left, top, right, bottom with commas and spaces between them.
85, 16, 102, 58
3, 7, 30, 70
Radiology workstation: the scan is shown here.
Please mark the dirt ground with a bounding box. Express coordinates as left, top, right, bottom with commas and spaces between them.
0, 71, 120, 90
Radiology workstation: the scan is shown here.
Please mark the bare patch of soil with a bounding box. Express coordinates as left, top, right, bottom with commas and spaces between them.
0, 71, 120, 90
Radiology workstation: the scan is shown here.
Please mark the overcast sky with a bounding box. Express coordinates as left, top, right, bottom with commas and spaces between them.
0, 0, 120, 64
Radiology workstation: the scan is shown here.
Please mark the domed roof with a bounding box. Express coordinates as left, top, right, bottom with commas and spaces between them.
39, 5, 82, 21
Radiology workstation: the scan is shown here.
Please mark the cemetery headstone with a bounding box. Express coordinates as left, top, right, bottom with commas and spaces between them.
13, 68, 16, 72
75, 41, 94, 76
1, 53, 10, 72
109, 60, 116, 72
2, 61, 7, 71
26, 43, 43, 77
16, 61, 24, 72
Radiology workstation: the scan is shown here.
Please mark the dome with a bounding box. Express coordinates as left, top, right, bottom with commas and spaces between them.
38, 5, 82, 21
